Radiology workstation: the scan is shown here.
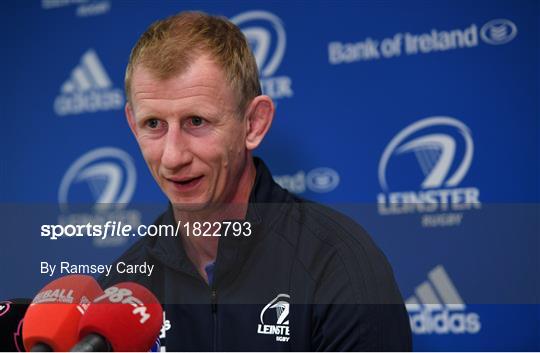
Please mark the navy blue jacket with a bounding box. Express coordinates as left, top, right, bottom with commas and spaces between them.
101, 158, 412, 351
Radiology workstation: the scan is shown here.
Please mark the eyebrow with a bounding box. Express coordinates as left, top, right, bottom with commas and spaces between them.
135, 105, 223, 122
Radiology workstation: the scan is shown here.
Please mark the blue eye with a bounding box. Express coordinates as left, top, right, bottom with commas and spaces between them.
190, 116, 204, 126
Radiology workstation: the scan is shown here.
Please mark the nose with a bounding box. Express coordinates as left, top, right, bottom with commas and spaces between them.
161, 123, 193, 171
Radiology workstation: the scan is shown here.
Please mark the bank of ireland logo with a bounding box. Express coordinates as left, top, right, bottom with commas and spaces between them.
377, 117, 481, 227
231, 10, 293, 100
54, 49, 124, 116
406, 266, 481, 335
257, 294, 290, 342
275, 167, 340, 194
306, 168, 340, 193
480, 19, 518, 45
58, 147, 141, 246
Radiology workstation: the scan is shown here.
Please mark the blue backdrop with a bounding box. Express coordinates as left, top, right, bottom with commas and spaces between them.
2, 0, 539, 350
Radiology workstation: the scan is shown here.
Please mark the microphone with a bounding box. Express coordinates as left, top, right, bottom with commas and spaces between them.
70, 282, 163, 352
0, 298, 31, 352
22, 275, 103, 352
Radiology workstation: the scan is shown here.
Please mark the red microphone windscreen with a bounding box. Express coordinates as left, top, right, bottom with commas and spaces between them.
22, 275, 103, 351
77, 282, 163, 352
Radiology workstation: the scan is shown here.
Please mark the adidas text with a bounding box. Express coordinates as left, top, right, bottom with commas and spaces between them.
54, 89, 123, 116
410, 309, 481, 334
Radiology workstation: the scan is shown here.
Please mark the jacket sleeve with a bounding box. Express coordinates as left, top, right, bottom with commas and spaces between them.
310, 232, 412, 351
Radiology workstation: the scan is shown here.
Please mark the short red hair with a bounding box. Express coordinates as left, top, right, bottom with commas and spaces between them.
125, 11, 261, 114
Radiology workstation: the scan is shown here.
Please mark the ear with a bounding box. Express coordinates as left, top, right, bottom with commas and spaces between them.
125, 102, 138, 138
244, 95, 274, 151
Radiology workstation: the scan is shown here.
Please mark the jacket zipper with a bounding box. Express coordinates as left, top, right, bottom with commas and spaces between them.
211, 288, 218, 351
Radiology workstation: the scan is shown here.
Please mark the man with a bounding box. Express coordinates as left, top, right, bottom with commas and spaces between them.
102, 11, 412, 351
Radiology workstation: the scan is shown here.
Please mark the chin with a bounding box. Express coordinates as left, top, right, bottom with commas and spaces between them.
169, 198, 210, 212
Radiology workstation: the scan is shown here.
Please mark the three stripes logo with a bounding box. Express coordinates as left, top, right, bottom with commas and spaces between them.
54, 49, 124, 116
406, 265, 481, 335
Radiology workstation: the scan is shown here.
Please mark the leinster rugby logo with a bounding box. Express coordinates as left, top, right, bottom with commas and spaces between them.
57, 147, 141, 247
59, 147, 136, 213
231, 10, 293, 100
257, 294, 290, 342
377, 116, 481, 227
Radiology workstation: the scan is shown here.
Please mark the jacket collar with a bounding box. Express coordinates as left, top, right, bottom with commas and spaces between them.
146, 157, 292, 285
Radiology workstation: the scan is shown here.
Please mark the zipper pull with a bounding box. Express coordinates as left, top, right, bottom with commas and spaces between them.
211, 289, 217, 313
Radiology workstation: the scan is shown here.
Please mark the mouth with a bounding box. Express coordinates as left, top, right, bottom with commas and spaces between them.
166, 175, 204, 192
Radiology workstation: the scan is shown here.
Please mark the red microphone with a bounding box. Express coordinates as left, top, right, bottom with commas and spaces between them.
22, 275, 103, 352
70, 282, 163, 352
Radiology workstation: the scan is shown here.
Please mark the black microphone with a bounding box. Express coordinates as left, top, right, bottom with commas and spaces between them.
68, 333, 111, 352
70, 282, 163, 352
28, 343, 52, 352
0, 298, 31, 352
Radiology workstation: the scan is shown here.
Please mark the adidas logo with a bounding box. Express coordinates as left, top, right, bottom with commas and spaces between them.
406, 265, 481, 335
54, 49, 124, 116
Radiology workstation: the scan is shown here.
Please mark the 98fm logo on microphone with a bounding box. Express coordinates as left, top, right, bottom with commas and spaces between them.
93, 285, 155, 324
76, 282, 164, 351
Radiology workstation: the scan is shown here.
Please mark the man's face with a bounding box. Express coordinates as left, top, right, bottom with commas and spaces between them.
126, 55, 250, 210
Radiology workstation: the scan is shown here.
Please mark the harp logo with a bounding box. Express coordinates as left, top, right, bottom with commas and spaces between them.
377, 117, 481, 227
58, 147, 136, 213
57, 147, 141, 247
257, 294, 290, 342
231, 10, 293, 100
